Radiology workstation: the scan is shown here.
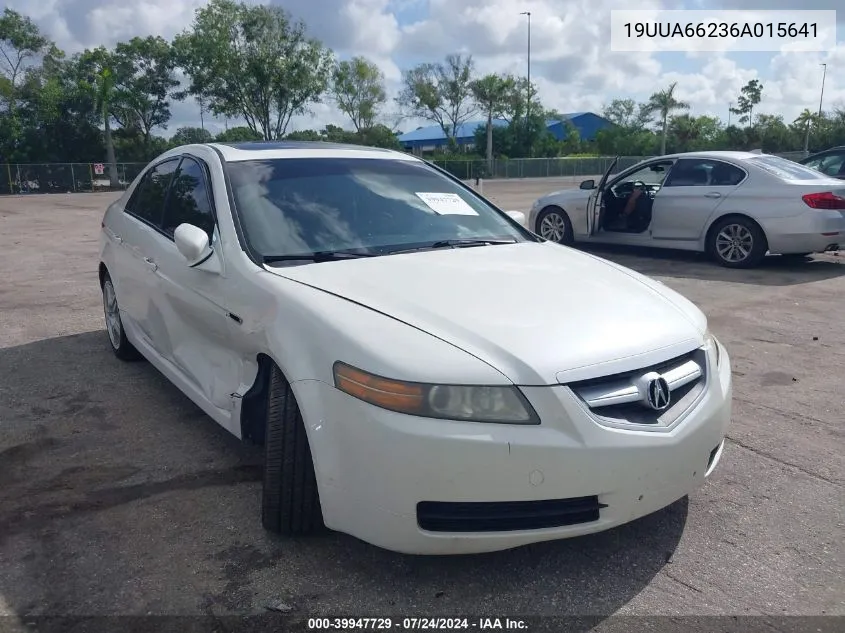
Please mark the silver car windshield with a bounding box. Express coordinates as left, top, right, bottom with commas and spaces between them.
227, 157, 528, 259
748, 155, 830, 181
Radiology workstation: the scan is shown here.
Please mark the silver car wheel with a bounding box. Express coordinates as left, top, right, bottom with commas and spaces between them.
539, 211, 567, 242
103, 280, 122, 349
715, 223, 754, 263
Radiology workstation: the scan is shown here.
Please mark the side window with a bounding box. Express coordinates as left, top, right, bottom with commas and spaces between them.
818, 154, 845, 177
803, 156, 824, 171
124, 159, 180, 227
161, 157, 216, 241
614, 161, 674, 187
664, 159, 745, 187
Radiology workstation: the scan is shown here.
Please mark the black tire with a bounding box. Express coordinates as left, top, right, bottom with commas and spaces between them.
706, 216, 768, 269
101, 273, 142, 361
261, 364, 323, 535
536, 206, 573, 245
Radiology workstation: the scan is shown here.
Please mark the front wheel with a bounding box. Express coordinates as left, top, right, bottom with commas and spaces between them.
707, 217, 767, 268
101, 274, 142, 361
536, 206, 573, 245
261, 364, 324, 536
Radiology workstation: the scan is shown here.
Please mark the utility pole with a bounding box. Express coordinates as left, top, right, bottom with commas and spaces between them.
727, 102, 731, 127
520, 11, 531, 157
818, 63, 827, 119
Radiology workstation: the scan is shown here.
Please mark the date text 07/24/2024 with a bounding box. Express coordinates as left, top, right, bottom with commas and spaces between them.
307, 617, 528, 630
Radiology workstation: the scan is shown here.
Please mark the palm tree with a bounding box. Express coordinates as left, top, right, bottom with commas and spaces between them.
794, 109, 815, 154
644, 82, 690, 155
80, 48, 120, 188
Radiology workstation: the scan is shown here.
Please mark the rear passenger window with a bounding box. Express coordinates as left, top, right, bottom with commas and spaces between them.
161, 157, 215, 241
125, 159, 179, 227
664, 159, 746, 187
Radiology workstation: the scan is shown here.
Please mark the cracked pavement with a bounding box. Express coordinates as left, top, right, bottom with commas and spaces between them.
0, 189, 842, 627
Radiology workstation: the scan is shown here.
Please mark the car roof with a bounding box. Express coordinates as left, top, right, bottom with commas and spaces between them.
656, 150, 763, 162
205, 140, 421, 163
801, 146, 845, 159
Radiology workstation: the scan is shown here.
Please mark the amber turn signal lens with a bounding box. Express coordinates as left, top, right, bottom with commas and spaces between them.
333, 362, 425, 414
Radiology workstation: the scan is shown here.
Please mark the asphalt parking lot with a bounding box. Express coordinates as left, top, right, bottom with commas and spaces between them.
0, 184, 843, 630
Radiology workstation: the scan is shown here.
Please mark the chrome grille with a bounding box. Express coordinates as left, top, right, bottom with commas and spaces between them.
567, 349, 708, 428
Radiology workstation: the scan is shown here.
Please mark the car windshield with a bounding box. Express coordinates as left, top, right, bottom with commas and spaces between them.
748, 155, 830, 181
226, 157, 528, 260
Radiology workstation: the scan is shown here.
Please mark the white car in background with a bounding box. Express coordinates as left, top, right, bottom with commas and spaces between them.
99, 141, 731, 555
528, 151, 845, 268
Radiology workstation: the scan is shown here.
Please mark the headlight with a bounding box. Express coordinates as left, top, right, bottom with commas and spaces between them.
705, 330, 721, 367
333, 362, 539, 424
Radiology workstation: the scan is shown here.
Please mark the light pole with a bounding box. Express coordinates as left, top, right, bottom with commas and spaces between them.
818, 63, 827, 119
728, 102, 731, 127
520, 11, 531, 156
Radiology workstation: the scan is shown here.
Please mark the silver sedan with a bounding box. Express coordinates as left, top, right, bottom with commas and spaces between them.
527, 151, 845, 268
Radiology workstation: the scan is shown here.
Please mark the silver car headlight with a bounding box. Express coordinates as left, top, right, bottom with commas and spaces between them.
333, 362, 539, 424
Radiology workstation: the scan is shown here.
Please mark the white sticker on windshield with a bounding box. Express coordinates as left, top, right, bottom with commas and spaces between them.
415, 192, 478, 216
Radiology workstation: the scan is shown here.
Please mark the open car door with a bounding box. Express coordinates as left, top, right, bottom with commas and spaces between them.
587, 156, 618, 236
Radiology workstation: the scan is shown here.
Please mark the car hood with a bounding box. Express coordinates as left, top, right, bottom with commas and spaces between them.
539, 188, 592, 202
266, 242, 707, 385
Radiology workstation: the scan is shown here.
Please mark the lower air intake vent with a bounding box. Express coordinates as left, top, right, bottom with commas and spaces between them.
417, 496, 605, 532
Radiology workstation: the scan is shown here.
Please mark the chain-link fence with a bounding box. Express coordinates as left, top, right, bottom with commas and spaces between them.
1, 152, 810, 195
433, 151, 809, 181
0, 163, 147, 195
432, 156, 653, 181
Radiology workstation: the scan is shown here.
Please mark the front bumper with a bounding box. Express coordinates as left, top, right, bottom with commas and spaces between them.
294, 346, 732, 555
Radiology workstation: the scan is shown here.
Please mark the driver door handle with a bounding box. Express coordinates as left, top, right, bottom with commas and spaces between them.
143, 257, 158, 272
704, 192, 722, 199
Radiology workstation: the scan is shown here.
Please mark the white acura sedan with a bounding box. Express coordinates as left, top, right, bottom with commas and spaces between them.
99, 141, 732, 555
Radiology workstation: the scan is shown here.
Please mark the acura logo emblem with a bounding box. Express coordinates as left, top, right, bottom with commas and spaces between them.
646, 377, 671, 411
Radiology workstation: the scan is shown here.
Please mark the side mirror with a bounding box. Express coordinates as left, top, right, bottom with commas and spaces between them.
174, 223, 213, 267
579, 179, 595, 190
505, 210, 526, 226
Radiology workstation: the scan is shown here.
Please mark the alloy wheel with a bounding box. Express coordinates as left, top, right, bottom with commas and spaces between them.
103, 280, 122, 349
539, 211, 567, 242
715, 223, 754, 263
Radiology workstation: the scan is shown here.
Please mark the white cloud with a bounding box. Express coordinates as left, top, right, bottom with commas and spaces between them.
3, 0, 844, 136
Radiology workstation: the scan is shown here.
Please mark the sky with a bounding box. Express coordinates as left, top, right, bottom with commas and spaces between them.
6, 0, 844, 138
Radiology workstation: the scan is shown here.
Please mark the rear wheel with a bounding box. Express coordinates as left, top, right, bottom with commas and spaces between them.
101, 274, 142, 361
261, 364, 324, 536
536, 206, 573, 245
707, 217, 767, 268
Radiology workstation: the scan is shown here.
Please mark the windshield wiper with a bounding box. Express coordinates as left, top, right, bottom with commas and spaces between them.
387, 238, 517, 255
263, 250, 377, 264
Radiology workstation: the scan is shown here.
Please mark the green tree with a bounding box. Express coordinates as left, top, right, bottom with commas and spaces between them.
397, 53, 477, 149
602, 98, 653, 130
469, 73, 516, 165
0, 9, 54, 112
730, 79, 763, 127
173, 0, 334, 141
330, 56, 386, 132
793, 109, 816, 153
171, 126, 214, 146
668, 114, 703, 151
215, 126, 263, 142
643, 82, 689, 155
77, 47, 121, 187
0, 9, 61, 159
112, 36, 179, 150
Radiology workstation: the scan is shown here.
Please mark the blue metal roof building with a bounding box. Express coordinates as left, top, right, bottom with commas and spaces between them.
397, 112, 613, 152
